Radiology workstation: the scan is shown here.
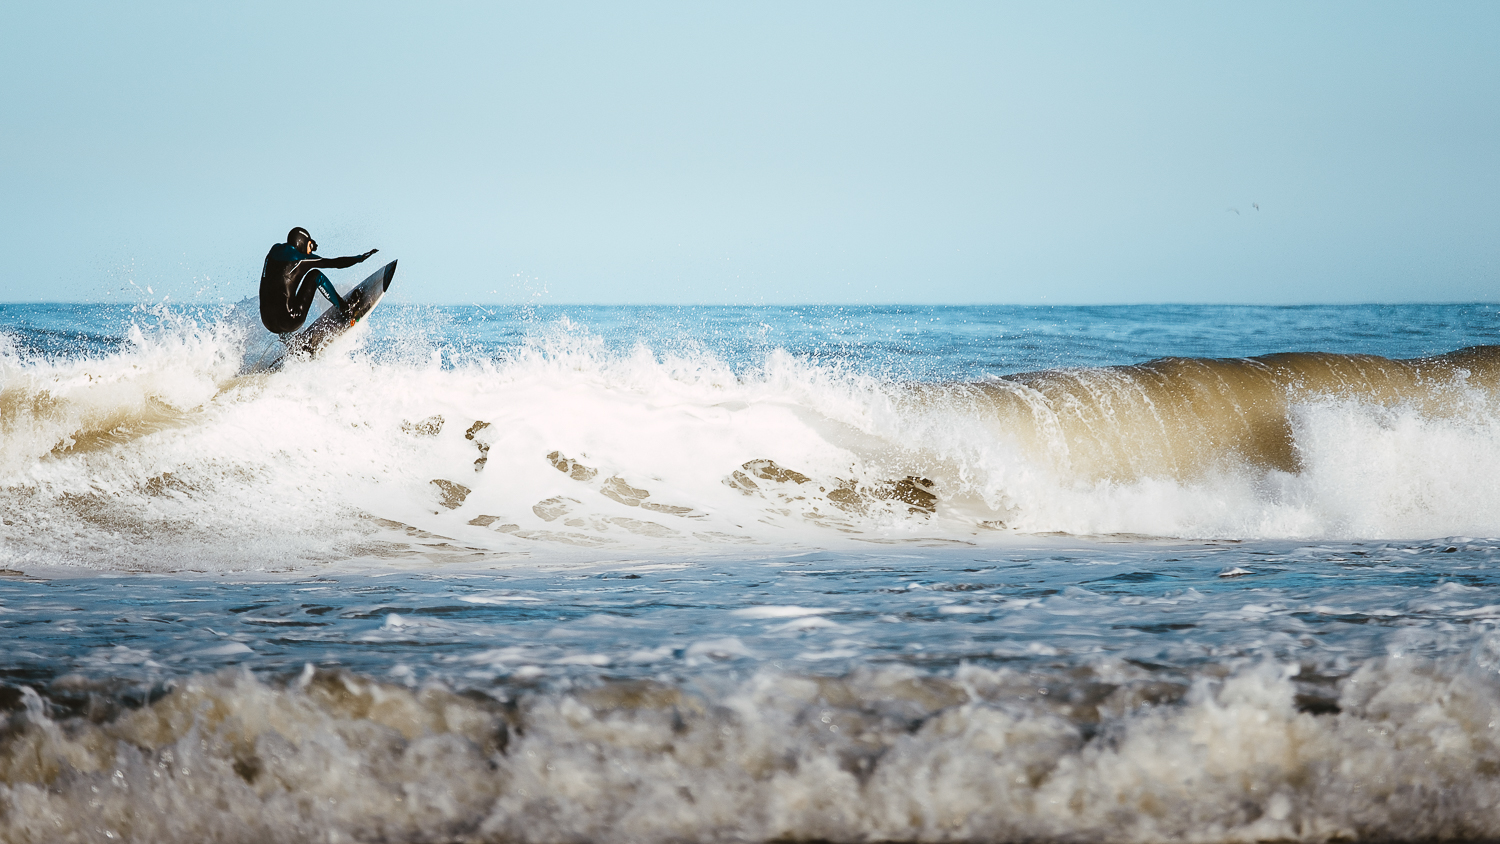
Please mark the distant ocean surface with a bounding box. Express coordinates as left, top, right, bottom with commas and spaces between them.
4, 301, 1500, 842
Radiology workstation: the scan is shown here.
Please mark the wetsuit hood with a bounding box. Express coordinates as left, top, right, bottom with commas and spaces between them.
287, 227, 317, 254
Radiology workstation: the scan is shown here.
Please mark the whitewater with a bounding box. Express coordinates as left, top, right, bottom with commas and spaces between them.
3, 301, 1500, 842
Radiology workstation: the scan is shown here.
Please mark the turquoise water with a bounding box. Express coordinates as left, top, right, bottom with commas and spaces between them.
4, 302, 1500, 842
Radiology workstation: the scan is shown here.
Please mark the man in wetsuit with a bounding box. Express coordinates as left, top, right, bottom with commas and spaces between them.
259, 227, 379, 334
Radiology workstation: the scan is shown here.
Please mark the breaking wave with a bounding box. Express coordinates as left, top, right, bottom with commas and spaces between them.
4, 311, 1500, 571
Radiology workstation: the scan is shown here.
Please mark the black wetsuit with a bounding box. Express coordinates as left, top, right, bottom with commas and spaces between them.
258, 243, 368, 334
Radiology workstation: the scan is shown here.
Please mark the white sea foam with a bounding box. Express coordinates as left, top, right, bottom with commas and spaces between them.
4, 652, 1500, 843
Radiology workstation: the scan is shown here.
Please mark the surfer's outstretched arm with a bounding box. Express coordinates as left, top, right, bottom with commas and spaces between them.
309, 249, 379, 271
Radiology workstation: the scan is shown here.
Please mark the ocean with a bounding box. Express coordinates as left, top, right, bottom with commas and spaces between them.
4, 300, 1500, 842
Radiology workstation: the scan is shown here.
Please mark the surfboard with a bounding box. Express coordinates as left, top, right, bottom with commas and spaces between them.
239, 260, 398, 374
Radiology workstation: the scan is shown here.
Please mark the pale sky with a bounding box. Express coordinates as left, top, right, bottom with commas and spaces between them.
1, 1, 1496, 305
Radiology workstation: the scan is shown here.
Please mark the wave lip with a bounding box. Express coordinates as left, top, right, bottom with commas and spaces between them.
983, 345, 1500, 482
932, 345, 1500, 539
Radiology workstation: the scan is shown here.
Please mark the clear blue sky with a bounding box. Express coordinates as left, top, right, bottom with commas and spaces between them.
1, 1, 1496, 305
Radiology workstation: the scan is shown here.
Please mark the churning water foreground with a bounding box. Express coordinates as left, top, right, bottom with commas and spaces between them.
5, 302, 1500, 843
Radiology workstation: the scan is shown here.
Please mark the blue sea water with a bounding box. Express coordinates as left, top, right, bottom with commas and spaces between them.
4, 301, 1500, 842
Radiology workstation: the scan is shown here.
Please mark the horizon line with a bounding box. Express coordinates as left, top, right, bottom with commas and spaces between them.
4, 299, 1500, 308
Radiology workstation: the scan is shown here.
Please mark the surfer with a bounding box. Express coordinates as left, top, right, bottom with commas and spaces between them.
259, 228, 378, 334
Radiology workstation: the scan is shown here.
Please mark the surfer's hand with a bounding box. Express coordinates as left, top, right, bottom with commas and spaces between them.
357, 249, 378, 263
